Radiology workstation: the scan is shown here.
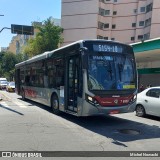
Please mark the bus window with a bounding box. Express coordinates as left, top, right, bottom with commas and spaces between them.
25, 75, 30, 85
55, 59, 65, 88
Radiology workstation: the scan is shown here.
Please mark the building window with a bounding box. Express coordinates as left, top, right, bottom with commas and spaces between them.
140, 7, 146, 12
139, 21, 144, 26
131, 37, 135, 41
99, 8, 111, 16
99, 8, 105, 16
98, 21, 104, 29
145, 18, 151, 26
111, 38, 115, 41
138, 35, 143, 40
104, 37, 108, 40
112, 24, 116, 29
114, 0, 117, 2
133, 9, 137, 13
99, 0, 110, 3
113, 11, 117, 15
104, 23, 109, 28
145, 19, 149, 26
97, 35, 103, 39
144, 33, 150, 40
104, 10, 110, 15
146, 3, 153, 13
132, 23, 136, 27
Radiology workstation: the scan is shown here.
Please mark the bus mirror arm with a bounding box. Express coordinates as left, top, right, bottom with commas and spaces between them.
79, 47, 88, 69
79, 47, 88, 55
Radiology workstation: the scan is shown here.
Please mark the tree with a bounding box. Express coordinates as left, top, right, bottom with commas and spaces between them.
24, 17, 63, 57
0, 52, 5, 76
0, 52, 24, 80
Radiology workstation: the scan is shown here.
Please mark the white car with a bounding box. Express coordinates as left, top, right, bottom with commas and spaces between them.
136, 87, 160, 117
0, 80, 8, 90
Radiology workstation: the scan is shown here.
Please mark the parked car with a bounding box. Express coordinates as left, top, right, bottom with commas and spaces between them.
6, 82, 15, 92
0, 80, 8, 90
136, 87, 160, 117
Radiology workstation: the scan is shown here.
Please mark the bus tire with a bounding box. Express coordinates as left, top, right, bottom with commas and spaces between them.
51, 94, 60, 115
22, 89, 26, 101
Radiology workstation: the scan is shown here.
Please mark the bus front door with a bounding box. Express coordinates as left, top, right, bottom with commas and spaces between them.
67, 56, 79, 112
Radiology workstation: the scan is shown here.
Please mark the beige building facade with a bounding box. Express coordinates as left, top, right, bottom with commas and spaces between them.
61, 0, 160, 45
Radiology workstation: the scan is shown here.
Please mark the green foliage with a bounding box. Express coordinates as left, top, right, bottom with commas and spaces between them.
0, 52, 24, 81
0, 17, 63, 80
24, 17, 63, 58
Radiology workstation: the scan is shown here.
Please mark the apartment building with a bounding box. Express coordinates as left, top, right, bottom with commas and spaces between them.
8, 26, 41, 54
8, 34, 30, 54
61, 0, 160, 45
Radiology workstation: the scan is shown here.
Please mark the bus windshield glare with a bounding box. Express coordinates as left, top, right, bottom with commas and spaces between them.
88, 52, 136, 91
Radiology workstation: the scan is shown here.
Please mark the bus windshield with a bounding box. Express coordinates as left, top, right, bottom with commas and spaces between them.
88, 52, 136, 91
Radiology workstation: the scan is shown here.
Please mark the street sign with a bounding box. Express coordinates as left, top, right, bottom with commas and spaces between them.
11, 24, 34, 35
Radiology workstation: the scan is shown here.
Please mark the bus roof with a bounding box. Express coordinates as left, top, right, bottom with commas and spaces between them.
15, 39, 130, 68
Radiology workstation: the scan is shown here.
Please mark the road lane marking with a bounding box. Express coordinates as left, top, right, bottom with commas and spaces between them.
0, 101, 10, 108
0, 99, 27, 109
13, 100, 27, 108
0, 91, 11, 100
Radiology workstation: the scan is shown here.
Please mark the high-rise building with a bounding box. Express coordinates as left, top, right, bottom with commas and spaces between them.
61, 0, 160, 45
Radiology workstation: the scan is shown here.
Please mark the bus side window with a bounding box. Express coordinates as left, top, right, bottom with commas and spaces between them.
55, 59, 65, 88
25, 75, 30, 85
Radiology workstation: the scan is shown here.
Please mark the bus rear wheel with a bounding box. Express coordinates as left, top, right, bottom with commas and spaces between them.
51, 95, 60, 115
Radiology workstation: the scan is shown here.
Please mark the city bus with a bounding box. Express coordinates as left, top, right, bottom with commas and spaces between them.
15, 40, 137, 116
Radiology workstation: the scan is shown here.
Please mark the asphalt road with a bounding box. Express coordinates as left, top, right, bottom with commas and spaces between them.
0, 90, 160, 160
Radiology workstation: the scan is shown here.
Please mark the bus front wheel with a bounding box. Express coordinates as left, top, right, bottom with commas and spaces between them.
51, 95, 60, 115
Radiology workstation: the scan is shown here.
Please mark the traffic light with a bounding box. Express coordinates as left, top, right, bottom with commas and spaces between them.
11, 24, 34, 35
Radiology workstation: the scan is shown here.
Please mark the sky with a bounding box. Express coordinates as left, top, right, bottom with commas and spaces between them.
0, 0, 61, 47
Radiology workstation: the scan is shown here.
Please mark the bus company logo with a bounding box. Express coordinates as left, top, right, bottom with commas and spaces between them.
2, 152, 12, 157
114, 99, 118, 104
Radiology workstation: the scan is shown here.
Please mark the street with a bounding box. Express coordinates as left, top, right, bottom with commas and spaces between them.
0, 90, 160, 159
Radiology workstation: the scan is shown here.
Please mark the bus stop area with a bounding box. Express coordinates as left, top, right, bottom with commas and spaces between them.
131, 37, 160, 87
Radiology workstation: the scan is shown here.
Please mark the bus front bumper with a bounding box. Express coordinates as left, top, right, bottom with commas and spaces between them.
81, 101, 136, 116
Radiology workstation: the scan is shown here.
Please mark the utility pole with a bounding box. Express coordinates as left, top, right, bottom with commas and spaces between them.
0, 27, 11, 33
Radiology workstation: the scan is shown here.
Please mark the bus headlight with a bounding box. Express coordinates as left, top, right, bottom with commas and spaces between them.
88, 96, 93, 101
85, 94, 100, 106
129, 94, 137, 104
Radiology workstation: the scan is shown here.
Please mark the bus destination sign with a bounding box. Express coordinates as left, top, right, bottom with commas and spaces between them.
93, 44, 123, 53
